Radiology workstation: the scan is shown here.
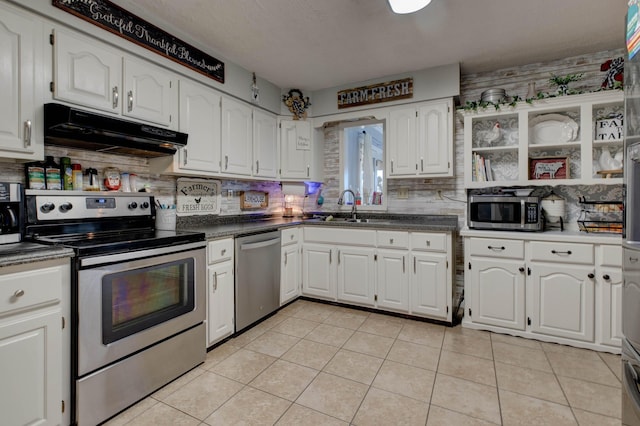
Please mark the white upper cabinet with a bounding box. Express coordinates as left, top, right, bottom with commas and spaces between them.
177, 79, 221, 173
0, 2, 43, 160
280, 119, 313, 180
253, 109, 278, 179
122, 57, 177, 127
52, 28, 178, 129
387, 99, 453, 178
221, 96, 253, 176
53, 28, 121, 114
462, 91, 623, 188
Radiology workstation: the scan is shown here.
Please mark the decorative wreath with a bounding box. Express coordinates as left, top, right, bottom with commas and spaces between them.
282, 88, 311, 120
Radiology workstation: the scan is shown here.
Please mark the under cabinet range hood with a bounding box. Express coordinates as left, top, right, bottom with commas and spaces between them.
44, 103, 188, 158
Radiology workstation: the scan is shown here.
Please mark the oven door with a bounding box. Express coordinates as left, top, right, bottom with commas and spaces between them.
77, 242, 206, 376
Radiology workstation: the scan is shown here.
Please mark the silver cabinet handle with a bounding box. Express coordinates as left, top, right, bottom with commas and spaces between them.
391, 160, 394, 173
221, 249, 226, 256
183, 148, 188, 165
631, 257, 639, 264
113, 86, 119, 109
127, 90, 133, 112
307, 165, 310, 177
403, 256, 405, 273
390, 238, 394, 244
24, 120, 31, 147
225, 155, 229, 170
488, 245, 505, 251
213, 272, 218, 291
426, 240, 431, 247
421, 158, 424, 172
14, 289, 25, 298
338, 250, 341, 264
551, 250, 572, 255
413, 256, 416, 273
285, 251, 288, 265
256, 160, 260, 174
329, 250, 332, 264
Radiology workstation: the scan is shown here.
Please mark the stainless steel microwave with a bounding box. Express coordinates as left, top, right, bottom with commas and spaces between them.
468, 194, 543, 231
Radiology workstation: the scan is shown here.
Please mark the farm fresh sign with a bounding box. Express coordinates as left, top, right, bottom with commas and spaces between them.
337, 78, 413, 109
52, 0, 225, 83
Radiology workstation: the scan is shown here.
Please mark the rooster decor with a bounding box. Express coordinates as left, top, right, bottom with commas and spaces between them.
476, 122, 502, 146
600, 57, 624, 90
282, 89, 311, 120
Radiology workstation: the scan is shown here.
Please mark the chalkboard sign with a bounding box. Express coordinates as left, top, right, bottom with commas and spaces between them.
53, 0, 224, 83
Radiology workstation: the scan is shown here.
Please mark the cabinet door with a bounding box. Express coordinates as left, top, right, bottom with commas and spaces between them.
207, 262, 234, 346
53, 29, 121, 114
178, 80, 221, 173
123, 57, 177, 127
302, 244, 335, 300
377, 249, 409, 312
410, 252, 448, 319
529, 264, 595, 341
388, 106, 417, 176
0, 4, 41, 159
280, 120, 312, 179
337, 246, 375, 306
417, 100, 451, 176
600, 266, 623, 347
0, 310, 61, 426
280, 243, 300, 305
221, 97, 253, 176
253, 109, 278, 178
469, 258, 526, 330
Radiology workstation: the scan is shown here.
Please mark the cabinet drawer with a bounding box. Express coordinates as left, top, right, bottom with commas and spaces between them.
207, 238, 234, 264
529, 241, 593, 264
0, 266, 62, 316
468, 237, 524, 259
377, 231, 409, 249
600, 244, 622, 267
304, 226, 376, 246
281, 227, 300, 246
409, 232, 447, 252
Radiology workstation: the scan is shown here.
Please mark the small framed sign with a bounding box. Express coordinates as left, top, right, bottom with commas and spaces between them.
529, 157, 569, 180
176, 178, 221, 216
240, 191, 269, 209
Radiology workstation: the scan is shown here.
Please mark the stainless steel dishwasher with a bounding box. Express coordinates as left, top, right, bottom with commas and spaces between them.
235, 231, 281, 332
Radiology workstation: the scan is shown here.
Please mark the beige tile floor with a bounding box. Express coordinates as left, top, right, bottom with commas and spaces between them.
105, 299, 622, 425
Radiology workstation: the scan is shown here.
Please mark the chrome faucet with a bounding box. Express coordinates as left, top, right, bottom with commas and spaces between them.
338, 189, 357, 220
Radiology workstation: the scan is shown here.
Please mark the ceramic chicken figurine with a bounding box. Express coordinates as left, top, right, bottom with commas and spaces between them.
599, 146, 622, 170
477, 122, 502, 146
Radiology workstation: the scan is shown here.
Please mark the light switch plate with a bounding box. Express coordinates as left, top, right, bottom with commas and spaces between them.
398, 188, 409, 199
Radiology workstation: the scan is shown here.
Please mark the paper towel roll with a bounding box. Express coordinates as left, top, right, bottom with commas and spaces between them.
281, 183, 307, 196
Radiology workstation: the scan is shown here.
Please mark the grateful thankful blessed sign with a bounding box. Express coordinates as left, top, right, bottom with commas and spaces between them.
337, 78, 413, 109
52, 0, 225, 83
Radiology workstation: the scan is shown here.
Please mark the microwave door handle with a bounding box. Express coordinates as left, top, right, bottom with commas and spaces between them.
521, 199, 526, 227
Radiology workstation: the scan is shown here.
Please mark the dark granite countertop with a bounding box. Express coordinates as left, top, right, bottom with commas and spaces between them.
0, 242, 74, 268
178, 213, 459, 240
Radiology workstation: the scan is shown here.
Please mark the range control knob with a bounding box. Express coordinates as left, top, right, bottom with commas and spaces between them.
128, 202, 138, 210
59, 203, 73, 212
40, 202, 55, 213
140, 201, 150, 210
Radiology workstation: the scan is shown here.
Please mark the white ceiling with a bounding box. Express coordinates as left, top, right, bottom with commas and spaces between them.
111, 0, 628, 91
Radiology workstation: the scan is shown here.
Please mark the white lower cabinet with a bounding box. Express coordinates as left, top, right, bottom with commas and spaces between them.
207, 238, 235, 347
301, 227, 453, 322
529, 263, 595, 342
376, 249, 409, 312
469, 258, 526, 331
463, 231, 622, 352
280, 227, 301, 305
302, 243, 336, 300
0, 258, 70, 426
337, 246, 376, 306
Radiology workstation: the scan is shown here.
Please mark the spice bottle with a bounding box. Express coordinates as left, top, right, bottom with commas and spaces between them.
25, 160, 46, 190
44, 156, 62, 190
61, 157, 73, 190
72, 164, 83, 191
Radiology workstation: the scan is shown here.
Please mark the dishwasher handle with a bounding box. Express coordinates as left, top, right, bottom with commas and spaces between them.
240, 237, 281, 251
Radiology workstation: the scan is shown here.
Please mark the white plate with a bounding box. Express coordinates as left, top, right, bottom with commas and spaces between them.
529, 114, 579, 145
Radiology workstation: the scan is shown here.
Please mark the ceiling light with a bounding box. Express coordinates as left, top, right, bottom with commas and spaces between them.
388, 0, 432, 14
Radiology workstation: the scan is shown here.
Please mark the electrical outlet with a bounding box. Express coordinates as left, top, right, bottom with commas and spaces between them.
227, 189, 233, 199
398, 188, 409, 199
436, 190, 443, 200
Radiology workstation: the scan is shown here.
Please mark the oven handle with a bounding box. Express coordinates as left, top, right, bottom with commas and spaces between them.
80, 241, 206, 267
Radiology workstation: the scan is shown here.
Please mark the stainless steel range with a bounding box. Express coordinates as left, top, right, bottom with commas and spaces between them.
24, 190, 206, 426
